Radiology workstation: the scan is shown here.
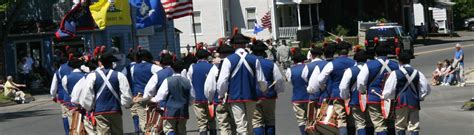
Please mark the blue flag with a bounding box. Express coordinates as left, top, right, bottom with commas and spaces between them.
55, 3, 96, 40
253, 21, 264, 34
129, 0, 166, 29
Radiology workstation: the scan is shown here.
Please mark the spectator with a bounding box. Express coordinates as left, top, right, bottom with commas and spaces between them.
277, 40, 291, 69
3, 76, 27, 104
441, 59, 460, 86
431, 61, 445, 86
454, 43, 465, 87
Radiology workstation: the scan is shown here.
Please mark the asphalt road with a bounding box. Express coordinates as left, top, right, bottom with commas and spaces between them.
1, 36, 473, 135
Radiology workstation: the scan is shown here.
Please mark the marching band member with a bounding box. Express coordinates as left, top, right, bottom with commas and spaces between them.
382, 52, 431, 135
79, 52, 133, 134
308, 43, 337, 107
313, 43, 355, 135
251, 41, 284, 135
142, 53, 175, 102
301, 47, 325, 107
150, 60, 194, 135
204, 44, 237, 135
357, 44, 399, 135
61, 53, 86, 134
50, 48, 73, 135
216, 32, 267, 134
339, 50, 371, 135
286, 52, 309, 135
187, 50, 217, 135
129, 49, 162, 132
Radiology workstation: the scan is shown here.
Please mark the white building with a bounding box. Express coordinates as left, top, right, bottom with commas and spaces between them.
174, 0, 274, 54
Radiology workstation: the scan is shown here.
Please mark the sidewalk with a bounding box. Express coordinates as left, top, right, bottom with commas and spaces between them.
465, 66, 474, 85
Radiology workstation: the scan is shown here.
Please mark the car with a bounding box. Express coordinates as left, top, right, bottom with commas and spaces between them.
365, 25, 413, 56
465, 17, 474, 31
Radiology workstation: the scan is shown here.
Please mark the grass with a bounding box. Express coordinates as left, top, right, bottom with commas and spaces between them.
0, 92, 13, 104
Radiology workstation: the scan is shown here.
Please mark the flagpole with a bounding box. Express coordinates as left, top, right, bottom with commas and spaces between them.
190, 4, 198, 48
129, 3, 138, 48
163, 19, 169, 50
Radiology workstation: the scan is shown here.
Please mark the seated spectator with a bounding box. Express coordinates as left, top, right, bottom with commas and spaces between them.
441, 59, 461, 86
3, 76, 27, 104
432, 61, 445, 85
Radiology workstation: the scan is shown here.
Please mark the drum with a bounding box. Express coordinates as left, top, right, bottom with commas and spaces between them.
359, 93, 368, 112
344, 99, 351, 115
305, 101, 318, 133
315, 100, 338, 135
145, 105, 164, 135
70, 110, 86, 135
381, 99, 391, 119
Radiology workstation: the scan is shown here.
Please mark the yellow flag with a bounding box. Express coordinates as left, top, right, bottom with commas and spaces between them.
90, 0, 110, 30
105, 0, 132, 26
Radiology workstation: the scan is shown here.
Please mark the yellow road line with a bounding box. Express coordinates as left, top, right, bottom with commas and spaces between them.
415, 44, 474, 55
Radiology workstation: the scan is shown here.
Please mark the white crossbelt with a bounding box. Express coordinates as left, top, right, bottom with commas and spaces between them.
95, 70, 120, 101
369, 59, 392, 85
399, 67, 418, 94
231, 53, 254, 78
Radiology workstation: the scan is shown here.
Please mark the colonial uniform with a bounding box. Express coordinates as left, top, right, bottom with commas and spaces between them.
130, 60, 162, 132
151, 73, 193, 135
287, 61, 310, 135
251, 41, 285, 135
187, 58, 217, 135
303, 57, 327, 106
79, 65, 133, 134
50, 62, 73, 134
314, 53, 356, 134
357, 56, 399, 134
382, 53, 431, 135
339, 51, 371, 135
78, 52, 132, 135
61, 69, 86, 134
204, 44, 237, 135
216, 47, 267, 134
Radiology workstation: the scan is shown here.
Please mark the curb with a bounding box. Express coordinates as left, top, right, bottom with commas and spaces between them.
0, 101, 17, 107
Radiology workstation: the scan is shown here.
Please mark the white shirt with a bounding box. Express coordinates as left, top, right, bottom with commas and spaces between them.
339, 64, 362, 100
269, 63, 285, 93
62, 69, 85, 103
79, 68, 133, 112
285, 63, 304, 83
204, 65, 219, 101
382, 64, 431, 100
143, 66, 171, 99
301, 58, 322, 82
151, 74, 195, 105
216, 48, 267, 98
121, 62, 137, 76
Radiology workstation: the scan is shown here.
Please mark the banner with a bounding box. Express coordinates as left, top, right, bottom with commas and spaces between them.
106, 0, 132, 26
90, 0, 110, 29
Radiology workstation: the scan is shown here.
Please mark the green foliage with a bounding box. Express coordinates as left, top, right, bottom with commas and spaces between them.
0, 0, 14, 12
452, 0, 474, 29
333, 25, 349, 36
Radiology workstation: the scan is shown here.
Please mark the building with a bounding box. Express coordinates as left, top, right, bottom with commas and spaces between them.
174, 0, 274, 54
1, 1, 179, 84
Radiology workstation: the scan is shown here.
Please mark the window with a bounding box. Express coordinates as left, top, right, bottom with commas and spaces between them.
246, 8, 256, 29
192, 11, 202, 34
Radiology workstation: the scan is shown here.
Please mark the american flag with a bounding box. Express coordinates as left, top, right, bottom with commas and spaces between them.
162, 0, 194, 19
261, 11, 271, 29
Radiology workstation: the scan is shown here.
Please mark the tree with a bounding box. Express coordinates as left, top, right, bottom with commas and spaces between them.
0, 0, 26, 76
453, 0, 474, 29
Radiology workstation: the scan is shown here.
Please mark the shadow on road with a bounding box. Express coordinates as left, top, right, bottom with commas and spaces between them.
415, 39, 474, 47
0, 109, 54, 122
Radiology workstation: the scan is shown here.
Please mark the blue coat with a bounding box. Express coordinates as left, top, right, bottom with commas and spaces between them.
163, 76, 192, 119
190, 61, 213, 103
256, 57, 277, 100
93, 69, 122, 115
348, 66, 361, 106
56, 63, 72, 103
227, 53, 259, 102
64, 71, 86, 109
132, 62, 154, 96
327, 56, 356, 100
394, 66, 421, 110
365, 57, 399, 103
290, 64, 309, 103
306, 60, 327, 101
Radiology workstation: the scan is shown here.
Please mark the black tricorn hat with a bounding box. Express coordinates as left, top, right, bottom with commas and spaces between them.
250, 40, 268, 53
217, 45, 235, 54
230, 33, 250, 44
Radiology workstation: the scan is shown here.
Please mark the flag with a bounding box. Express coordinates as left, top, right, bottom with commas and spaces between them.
261, 11, 271, 29
55, 2, 96, 40
106, 0, 132, 26
253, 21, 264, 34
89, 0, 110, 30
162, 0, 193, 19
130, 0, 166, 29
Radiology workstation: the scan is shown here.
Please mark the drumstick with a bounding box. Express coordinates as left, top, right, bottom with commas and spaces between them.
371, 90, 386, 100
268, 81, 277, 89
